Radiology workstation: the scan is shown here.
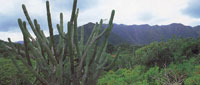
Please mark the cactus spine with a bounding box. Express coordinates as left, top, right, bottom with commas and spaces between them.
8, 0, 119, 85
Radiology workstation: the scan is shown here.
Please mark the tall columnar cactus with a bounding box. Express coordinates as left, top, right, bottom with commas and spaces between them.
8, 0, 119, 85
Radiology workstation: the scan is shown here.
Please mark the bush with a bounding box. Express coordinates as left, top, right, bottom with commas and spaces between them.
135, 42, 173, 67
184, 65, 200, 84
98, 65, 145, 85
184, 74, 200, 84
0, 58, 34, 85
98, 57, 200, 85
134, 38, 200, 67
98, 65, 162, 85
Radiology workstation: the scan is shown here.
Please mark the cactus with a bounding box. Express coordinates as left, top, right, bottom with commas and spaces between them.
8, 0, 119, 85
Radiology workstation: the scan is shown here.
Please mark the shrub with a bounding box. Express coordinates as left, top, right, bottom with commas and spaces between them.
98, 65, 157, 85
0, 58, 34, 85
184, 65, 200, 84
134, 38, 200, 67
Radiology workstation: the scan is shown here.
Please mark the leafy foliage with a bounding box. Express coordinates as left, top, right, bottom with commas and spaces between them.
98, 38, 200, 85
134, 38, 200, 67
0, 58, 34, 85
99, 57, 200, 85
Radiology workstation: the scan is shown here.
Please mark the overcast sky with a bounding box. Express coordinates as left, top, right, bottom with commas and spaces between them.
1, 0, 200, 41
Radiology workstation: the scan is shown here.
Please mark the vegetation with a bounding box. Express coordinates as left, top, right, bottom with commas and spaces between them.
0, 58, 34, 85
0, 0, 200, 85
98, 38, 200, 85
1, 31, 200, 85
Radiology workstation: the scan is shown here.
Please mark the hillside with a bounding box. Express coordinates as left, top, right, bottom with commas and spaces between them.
16, 23, 200, 45
79, 23, 200, 45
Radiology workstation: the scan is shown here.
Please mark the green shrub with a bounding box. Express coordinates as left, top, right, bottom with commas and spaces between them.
98, 65, 161, 85
184, 74, 200, 84
98, 57, 200, 85
0, 58, 34, 85
135, 42, 173, 67
184, 65, 200, 84
134, 38, 200, 67
143, 66, 160, 84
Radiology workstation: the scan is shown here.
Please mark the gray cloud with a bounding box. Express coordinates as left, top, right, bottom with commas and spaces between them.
0, 13, 49, 32
182, 0, 200, 18
0, 0, 99, 32
0, 14, 19, 31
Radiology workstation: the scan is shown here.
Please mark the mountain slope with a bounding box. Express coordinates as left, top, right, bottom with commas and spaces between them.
53, 23, 200, 45
111, 23, 199, 44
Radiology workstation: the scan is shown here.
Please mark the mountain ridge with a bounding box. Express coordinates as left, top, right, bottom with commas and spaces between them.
83, 22, 200, 45
13, 23, 200, 45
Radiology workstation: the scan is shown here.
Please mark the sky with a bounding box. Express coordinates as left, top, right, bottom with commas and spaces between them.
1, 0, 200, 41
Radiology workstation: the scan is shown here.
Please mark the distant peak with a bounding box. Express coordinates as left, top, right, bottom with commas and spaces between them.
169, 23, 184, 26
86, 22, 95, 25
140, 24, 150, 26
15, 41, 24, 44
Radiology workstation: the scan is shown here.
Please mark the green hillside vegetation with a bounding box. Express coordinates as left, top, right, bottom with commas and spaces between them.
98, 38, 200, 85
0, 40, 23, 58
1, 38, 200, 84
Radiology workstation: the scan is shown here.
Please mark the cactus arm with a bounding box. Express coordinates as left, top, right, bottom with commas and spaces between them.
22, 22, 32, 66
8, 38, 33, 85
56, 59, 64, 85
70, 0, 77, 22
56, 13, 65, 61
78, 10, 115, 72
104, 47, 120, 70
78, 24, 97, 69
67, 22, 75, 76
79, 26, 84, 55
8, 38, 48, 84
22, 5, 43, 47
10, 0, 116, 84
57, 24, 66, 40
88, 20, 103, 66
74, 9, 81, 58
32, 19, 57, 65
93, 10, 115, 43
19, 20, 49, 68
84, 24, 97, 48
97, 41, 108, 64
46, 1, 57, 63
10, 55, 33, 85
22, 4, 35, 31
18, 54, 48, 84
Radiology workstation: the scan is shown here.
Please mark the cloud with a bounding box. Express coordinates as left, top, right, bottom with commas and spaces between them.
0, 0, 100, 30
137, 13, 154, 22
1, 0, 200, 41
0, 15, 18, 31
0, 31, 23, 42
51, 0, 100, 11
0, 29, 50, 42
182, 0, 200, 18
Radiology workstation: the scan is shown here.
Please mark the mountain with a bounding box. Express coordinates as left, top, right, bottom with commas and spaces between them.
75, 23, 200, 45
53, 22, 128, 45
81, 22, 128, 45
43, 22, 200, 45
15, 41, 24, 44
